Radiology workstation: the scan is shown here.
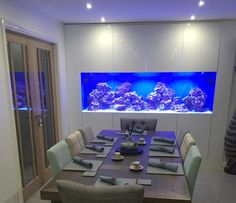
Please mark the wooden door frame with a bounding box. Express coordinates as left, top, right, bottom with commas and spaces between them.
6, 31, 60, 200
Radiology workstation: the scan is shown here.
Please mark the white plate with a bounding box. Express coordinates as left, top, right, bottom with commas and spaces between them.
129, 165, 143, 171
112, 156, 124, 161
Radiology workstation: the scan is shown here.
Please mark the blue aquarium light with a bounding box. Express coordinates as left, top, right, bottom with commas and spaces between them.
81, 72, 217, 113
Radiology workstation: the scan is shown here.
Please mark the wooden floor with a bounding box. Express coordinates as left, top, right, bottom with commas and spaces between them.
26, 162, 236, 203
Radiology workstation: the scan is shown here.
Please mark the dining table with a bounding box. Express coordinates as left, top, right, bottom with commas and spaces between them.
40, 129, 191, 203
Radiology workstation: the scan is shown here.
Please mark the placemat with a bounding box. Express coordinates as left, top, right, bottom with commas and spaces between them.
151, 137, 177, 146
80, 146, 112, 155
148, 148, 180, 157
63, 160, 103, 172
94, 178, 137, 186
91, 137, 118, 146
147, 158, 184, 175
137, 179, 152, 186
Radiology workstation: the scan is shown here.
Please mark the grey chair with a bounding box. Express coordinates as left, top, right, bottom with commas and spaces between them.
47, 140, 72, 176
120, 118, 157, 131
56, 180, 144, 203
177, 128, 190, 146
79, 125, 95, 145
184, 145, 202, 198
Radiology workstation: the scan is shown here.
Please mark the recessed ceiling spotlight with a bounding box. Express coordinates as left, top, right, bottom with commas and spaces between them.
86, 2, 92, 9
190, 15, 195, 20
101, 17, 106, 22
199, 1, 205, 7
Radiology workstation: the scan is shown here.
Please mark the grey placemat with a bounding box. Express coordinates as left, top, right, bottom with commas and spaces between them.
63, 160, 103, 172
137, 179, 152, 186
80, 146, 112, 155
148, 148, 180, 157
151, 137, 177, 146
147, 158, 184, 175
91, 137, 118, 146
94, 178, 137, 186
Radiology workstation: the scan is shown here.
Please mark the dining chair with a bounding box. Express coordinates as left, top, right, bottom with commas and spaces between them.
47, 140, 72, 176
177, 128, 190, 146
56, 180, 144, 203
184, 144, 202, 198
120, 118, 157, 132
180, 132, 196, 161
79, 125, 95, 145
65, 130, 85, 157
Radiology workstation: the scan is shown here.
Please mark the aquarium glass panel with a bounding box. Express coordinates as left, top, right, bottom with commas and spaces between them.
81, 72, 217, 113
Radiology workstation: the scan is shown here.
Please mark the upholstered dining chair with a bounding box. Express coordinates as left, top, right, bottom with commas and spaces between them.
120, 118, 157, 132
56, 180, 144, 203
177, 128, 190, 146
79, 125, 95, 145
65, 130, 85, 157
47, 140, 72, 176
180, 132, 196, 161
184, 145, 202, 198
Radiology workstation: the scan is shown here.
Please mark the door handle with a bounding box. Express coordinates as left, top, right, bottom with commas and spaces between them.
35, 115, 43, 127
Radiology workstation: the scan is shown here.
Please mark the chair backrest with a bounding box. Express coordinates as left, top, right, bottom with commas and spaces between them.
56, 180, 144, 203
47, 140, 72, 176
184, 145, 202, 198
177, 128, 190, 146
79, 126, 95, 145
180, 132, 196, 161
65, 130, 85, 157
120, 118, 157, 131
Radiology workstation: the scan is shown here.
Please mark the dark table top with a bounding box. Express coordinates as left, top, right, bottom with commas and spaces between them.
40, 130, 191, 203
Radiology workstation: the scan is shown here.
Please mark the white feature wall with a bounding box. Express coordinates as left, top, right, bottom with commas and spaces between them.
64, 21, 236, 166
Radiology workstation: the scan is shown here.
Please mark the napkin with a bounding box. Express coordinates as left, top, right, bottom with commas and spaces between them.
73, 156, 93, 169
99, 175, 118, 185
149, 146, 175, 154
148, 160, 178, 172
97, 134, 114, 142
86, 144, 104, 152
132, 128, 144, 134
153, 137, 175, 144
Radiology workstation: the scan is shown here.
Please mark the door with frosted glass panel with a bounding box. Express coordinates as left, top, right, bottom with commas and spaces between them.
7, 32, 58, 200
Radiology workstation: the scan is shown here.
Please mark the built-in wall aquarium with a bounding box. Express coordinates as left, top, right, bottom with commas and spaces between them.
81, 72, 217, 113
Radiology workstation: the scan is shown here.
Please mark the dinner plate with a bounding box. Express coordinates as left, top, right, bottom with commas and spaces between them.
112, 156, 124, 161
129, 165, 143, 171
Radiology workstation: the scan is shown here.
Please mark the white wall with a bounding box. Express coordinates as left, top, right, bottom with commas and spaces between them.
64, 21, 236, 166
0, 2, 68, 202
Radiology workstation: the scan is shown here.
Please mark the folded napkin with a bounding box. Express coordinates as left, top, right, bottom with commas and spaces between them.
99, 175, 118, 185
73, 156, 93, 169
86, 144, 104, 152
153, 137, 175, 144
132, 128, 144, 134
148, 160, 178, 172
97, 134, 114, 142
150, 146, 175, 154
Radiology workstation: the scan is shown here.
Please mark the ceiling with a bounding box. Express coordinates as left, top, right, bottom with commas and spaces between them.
13, 0, 236, 23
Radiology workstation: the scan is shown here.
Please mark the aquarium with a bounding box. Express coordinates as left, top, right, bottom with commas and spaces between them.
81, 72, 217, 113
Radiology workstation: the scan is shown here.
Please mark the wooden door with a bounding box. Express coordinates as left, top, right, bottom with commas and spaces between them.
6, 31, 58, 200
